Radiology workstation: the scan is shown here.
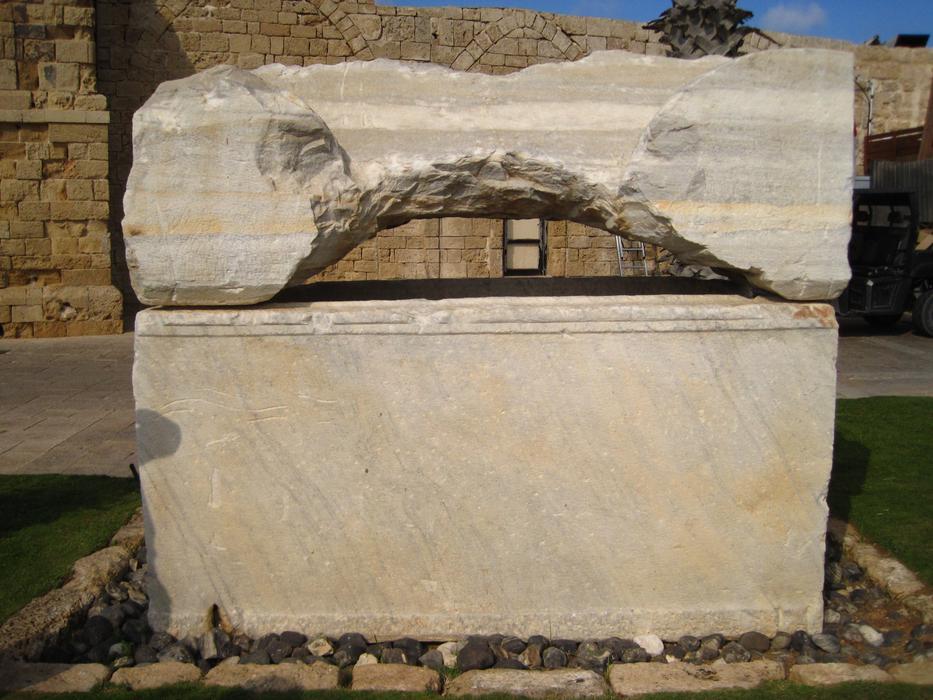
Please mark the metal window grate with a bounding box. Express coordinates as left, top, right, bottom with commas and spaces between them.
503, 219, 547, 276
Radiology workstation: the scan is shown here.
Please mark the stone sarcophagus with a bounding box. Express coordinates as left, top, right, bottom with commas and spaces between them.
135, 293, 837, 639
128, 48, 851, 640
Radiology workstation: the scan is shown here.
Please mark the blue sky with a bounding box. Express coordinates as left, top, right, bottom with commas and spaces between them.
397, 0, 933, 45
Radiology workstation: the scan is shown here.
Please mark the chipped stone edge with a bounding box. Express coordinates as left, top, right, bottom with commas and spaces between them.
827, 517, 933, 623
0, 508, 144, 662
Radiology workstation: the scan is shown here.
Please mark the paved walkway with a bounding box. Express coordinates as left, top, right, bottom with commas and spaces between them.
1, 319, 931, 477
0, 334, 136, 478
836, 316, 933, 398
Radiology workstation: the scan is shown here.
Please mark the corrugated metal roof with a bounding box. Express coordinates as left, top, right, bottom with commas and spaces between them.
870, 159, 933, 225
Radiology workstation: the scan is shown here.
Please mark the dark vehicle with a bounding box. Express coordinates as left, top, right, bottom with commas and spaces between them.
836, 190, 933, 336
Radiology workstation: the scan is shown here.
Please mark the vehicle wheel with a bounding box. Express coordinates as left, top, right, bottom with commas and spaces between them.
913, 290, 933, 336
864, 314, 902, 328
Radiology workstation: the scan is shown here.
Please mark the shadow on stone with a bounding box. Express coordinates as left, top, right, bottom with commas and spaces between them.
827, 433, 870, 525
135, 409, 181, 463
277, 276, 743, 303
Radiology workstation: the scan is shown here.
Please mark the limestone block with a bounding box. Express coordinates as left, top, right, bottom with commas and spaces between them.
789, 663, 893, 685
203, 660, 339, 691
446, 669, 609, 698
124, 50, 853, 306
134, 293, 838, 640
111, 661, 202, 690
889, 661, 933, 685
609, 660, 785, 696
0, 663, 110, 693
351, 663, 442, 692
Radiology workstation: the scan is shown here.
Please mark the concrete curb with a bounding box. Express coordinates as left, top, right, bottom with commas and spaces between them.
0, 508, 144, 661
827, 517, 933, 623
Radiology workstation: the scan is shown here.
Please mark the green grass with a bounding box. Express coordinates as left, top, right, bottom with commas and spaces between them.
829, 397, 933, 585
0, 681, 930, 700
0, 474, 141, 624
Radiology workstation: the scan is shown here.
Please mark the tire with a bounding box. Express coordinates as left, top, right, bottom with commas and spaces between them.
864, 314, 902, 328
913, 290, 933, 336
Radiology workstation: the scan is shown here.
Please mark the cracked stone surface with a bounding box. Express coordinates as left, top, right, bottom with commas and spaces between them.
124, 49, 853, 306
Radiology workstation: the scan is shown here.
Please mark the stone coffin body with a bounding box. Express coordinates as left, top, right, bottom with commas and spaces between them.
134, 293, 837, 639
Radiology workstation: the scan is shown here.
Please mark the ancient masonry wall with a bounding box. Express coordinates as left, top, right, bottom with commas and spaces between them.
1, 0, 122, 338
2, 0, 932, 334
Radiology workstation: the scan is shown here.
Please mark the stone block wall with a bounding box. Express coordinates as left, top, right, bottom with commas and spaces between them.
1, 0, 122, 338
3, 0, 931, 335
314, 218, 667, 282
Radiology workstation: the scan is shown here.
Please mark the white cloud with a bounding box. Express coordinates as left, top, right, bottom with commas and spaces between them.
761, 2, 828, 33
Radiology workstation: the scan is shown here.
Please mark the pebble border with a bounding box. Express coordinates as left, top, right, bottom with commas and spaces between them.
1, 512, 932, 694
827, 517, 933, 623
0, 509, 145, 661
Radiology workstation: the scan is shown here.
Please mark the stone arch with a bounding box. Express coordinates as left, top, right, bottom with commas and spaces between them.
308, 0, 375, 61
450, 11, 586, 72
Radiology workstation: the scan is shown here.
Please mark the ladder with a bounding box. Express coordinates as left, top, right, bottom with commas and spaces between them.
615, 236, 650, 277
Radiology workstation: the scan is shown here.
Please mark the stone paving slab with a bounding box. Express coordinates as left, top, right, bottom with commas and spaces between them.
788, 662, 893, 685
889, 661, 933, 685
609, 660, 785, 696
352, 663, 442, 692
836, 316, 933, 398
0, 333, 135, 477
445, 669, 608, 697
203, 659, 340, 691
0, 662, 110, 693
111, 661, 203, 690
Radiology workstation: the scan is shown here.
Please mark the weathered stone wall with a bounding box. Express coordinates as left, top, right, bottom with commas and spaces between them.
3, 0, 931, 334
1, 0, 122, 338
312, 219, 667, 282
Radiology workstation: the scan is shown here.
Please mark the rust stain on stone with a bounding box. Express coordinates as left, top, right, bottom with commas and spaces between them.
793, 304, 836, 327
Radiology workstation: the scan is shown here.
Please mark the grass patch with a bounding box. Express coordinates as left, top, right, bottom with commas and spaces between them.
0, 681, 930, 700
0, 474, 140, 624
829, 397, 933, 585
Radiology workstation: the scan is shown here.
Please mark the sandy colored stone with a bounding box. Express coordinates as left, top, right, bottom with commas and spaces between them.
889, 661, 933, 685
609, 660, 784, 696
204, 660, 339, 691
352, 663, 442, 692
789, 663, 893, 686
124, 50, 852, 305
135, 292, 837, 640
0, 663, 110, 693
111, 661, 202, 690
446, 669, 608, 697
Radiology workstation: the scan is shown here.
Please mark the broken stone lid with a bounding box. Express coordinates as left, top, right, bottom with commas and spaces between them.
123, 49, 854, 306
